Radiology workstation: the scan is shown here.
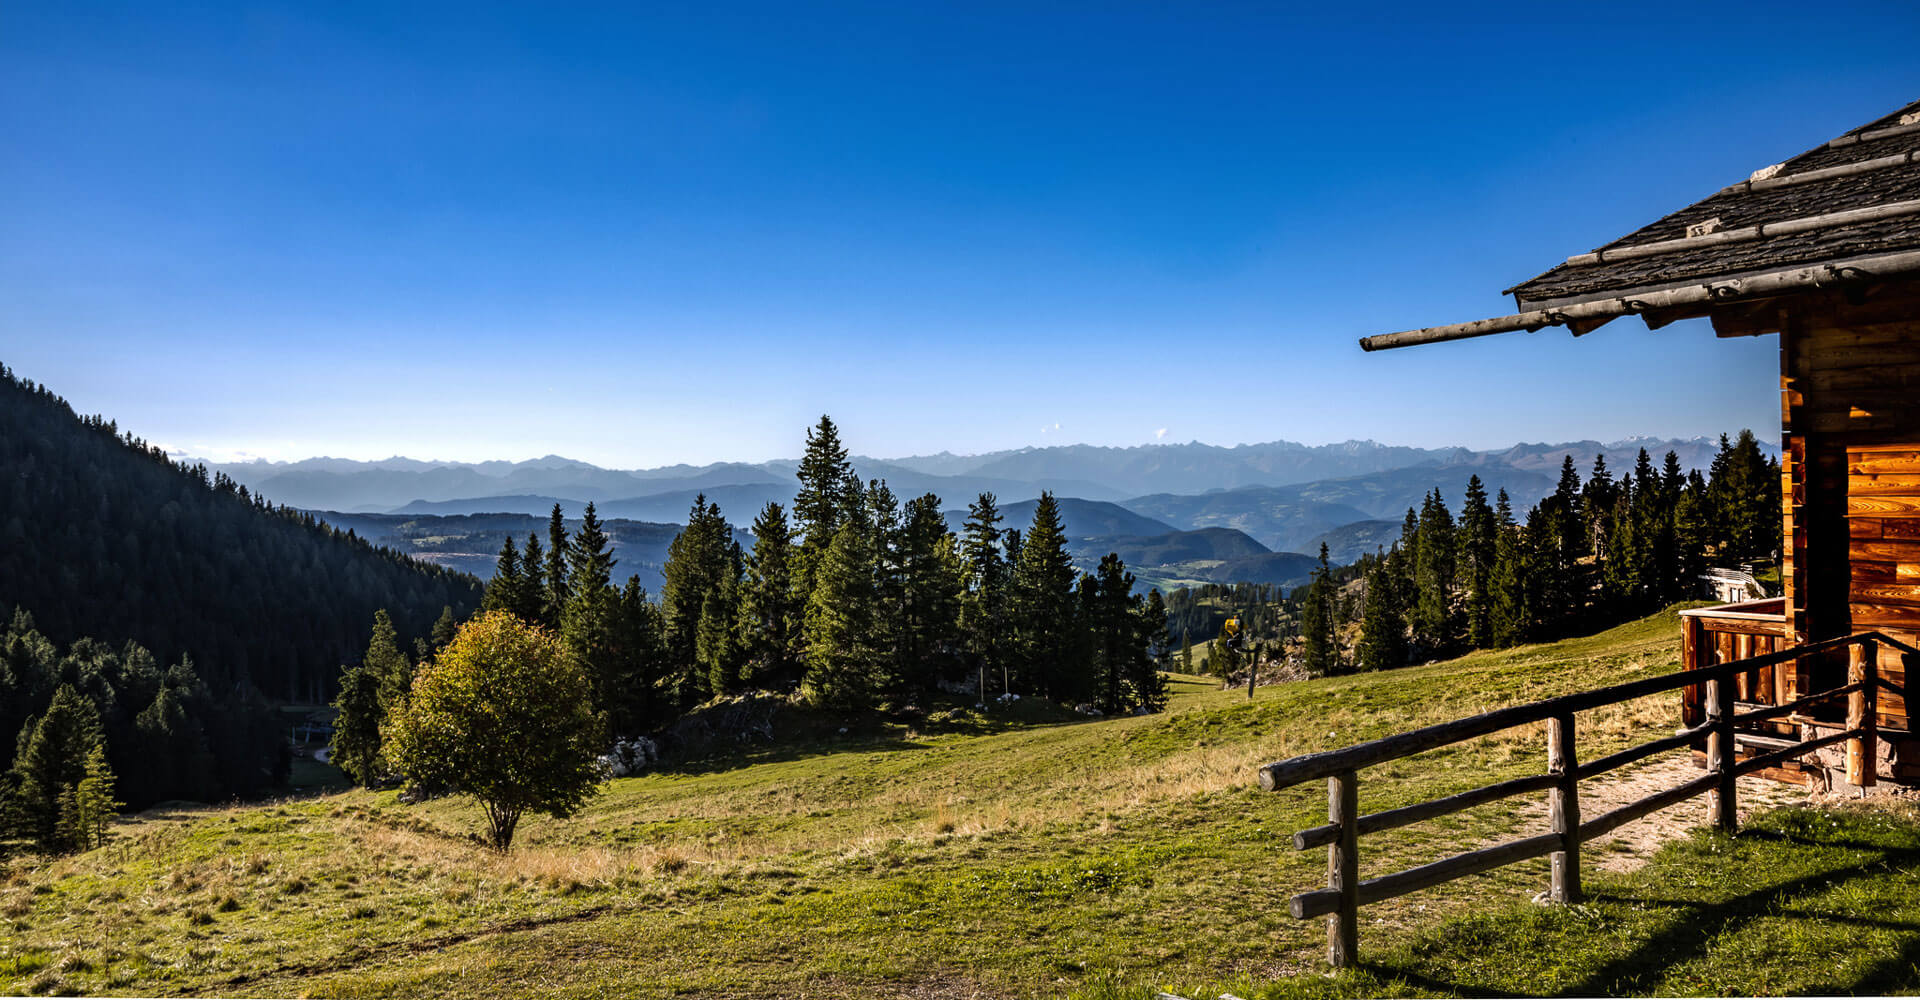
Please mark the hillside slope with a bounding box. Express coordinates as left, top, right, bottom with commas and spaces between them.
2, 610, 1718, 998
0, 364, 481, 702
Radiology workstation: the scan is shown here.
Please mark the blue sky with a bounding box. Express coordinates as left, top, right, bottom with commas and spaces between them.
4, 2, 1917, 467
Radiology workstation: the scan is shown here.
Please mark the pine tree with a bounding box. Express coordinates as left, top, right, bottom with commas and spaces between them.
792, 415, 854, 601
429, 606, 458, 652
1133, 590, 1171, 712
696, 578, 742, 697
544, 504, 572, 628
1300, 544, 1338, 677
737, 502, 800, 691
1357, 555, 1408, 672
1009, 493, 1083, 700
482, 536, 526, 617
800, 520, 882, 709
1489, 489, 1533, 647
959, 493, 1007, 700
1411, 489, 1458, 654
519, 533, 548, 624
74, 743, 121, 851
1458, 475, 1496, 649
328, 658, 385, 786
5, 684, 105, 851
563, 503, 624, 720
366, 609, 414, 717
896, 494, 962, 700
609, 576, 665, 733
660, 496, 737, 709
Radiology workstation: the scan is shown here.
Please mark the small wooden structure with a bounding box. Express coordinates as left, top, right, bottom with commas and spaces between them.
1364, 97, 1920, 787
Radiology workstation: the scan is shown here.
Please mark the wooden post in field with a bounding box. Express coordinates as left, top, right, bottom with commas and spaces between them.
1547, 713, 1581, 903
1848, 640, 1878, 790
1706, 675, 1737, 831
1327, 770, 1359, 968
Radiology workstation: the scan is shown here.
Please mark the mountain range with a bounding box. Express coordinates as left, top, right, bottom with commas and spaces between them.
208, 435, 1769, 596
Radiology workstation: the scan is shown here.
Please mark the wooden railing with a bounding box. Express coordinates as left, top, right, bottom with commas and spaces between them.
1257, 631, 1914, 969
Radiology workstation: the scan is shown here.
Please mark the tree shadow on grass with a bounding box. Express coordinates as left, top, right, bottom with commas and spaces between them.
1362, 819, 1920, 997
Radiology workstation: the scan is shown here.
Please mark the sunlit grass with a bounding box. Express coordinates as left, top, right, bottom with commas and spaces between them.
3, 606, 1812, 998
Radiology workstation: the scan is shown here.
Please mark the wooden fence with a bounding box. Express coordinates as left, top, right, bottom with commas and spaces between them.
1257, 631, 1915, 969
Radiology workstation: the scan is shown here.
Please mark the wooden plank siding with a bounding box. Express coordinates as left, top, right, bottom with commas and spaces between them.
1773, 290, 1920, 780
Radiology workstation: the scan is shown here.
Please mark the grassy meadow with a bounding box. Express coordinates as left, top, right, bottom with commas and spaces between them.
6, 607, 1912, 998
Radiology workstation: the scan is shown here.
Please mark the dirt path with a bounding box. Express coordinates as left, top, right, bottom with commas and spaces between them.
1516, 752, 1809, 872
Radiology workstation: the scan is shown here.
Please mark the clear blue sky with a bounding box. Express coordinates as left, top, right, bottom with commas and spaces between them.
5, 2, 1917, 467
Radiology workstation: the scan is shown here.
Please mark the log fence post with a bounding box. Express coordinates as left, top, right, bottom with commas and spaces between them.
1327, 770, 1359, 969
1547, 713, 1581, 903
1849, 640, 1878, 790
1706, 675, 1737, 831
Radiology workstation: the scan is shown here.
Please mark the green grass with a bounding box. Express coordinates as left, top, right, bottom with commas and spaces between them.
7, 606, 1893, 998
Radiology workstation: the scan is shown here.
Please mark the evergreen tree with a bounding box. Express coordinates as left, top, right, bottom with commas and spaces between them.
544, 504, 572, 628
6, 684, 104, 851
482, 536, 527, 618
1489, 489, 1534, 647
1009, 493, 1083, 700
1357, 555, 1408, 672
792, 415, 854, 600
736, 502, 800, 691
609, 577, 665, 733
696, 578, 742, 697
1300, 544, 1338, 677
1133, 590, 1171, 712
959, 493, 1007, 700
1458, 475, 1497, 649
520, 533, 548, 623
74, 743, 121, 851
1411, 489, 1458, 654
366, 609, 414, 718
800, 518, 883, 709
896, 494, 963, 700
563, 503, 625, 721
659, 496, 736, 709
429, 606, 458, 652
328, 659, 384, 786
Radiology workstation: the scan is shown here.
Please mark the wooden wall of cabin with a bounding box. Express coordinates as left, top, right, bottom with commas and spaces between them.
1780, 289, 1920, 741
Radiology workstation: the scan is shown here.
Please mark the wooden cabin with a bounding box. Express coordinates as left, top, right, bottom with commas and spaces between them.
1363, 97, 1920, 786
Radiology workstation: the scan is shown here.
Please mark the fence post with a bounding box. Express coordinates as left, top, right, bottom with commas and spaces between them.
1547, 712, 1581, 903
1849, 640, 1878, 790
1327, 770, 1359, 969
1706, 675, 1737, 831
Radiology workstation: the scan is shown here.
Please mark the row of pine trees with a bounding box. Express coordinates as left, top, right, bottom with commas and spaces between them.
330, 417, 1170, 784
1295, 431, 1781, 675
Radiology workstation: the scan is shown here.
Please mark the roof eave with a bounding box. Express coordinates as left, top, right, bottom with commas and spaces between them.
1359, 248, 1920, 352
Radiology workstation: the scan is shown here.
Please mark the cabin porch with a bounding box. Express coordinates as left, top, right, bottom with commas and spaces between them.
1680, 598, 1917, 785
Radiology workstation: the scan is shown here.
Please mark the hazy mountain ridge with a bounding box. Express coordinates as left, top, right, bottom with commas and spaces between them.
196, 435, 1761, 516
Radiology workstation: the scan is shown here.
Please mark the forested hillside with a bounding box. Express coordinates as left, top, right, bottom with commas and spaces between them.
0, 364, 481, 703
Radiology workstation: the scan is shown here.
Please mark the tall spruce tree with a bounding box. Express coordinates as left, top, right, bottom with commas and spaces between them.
6, 684, 107, 851
483, 536, 527, 618
737, 502, 801, 691
328, 658, 384, 786
1411, 489, 1458, 654
896, 494, 963, 700
1009, 493, 1083, 700
800, 514, 882, 709
1458, 475, 1497, 649
660, 495, 737, 709
959, 493, 1007, 700
544, 504, 572, 628
792, 416, 854, 601
1357, 554, 1408, 672
563, 503, 625, 723
366, 609, 414, 718
1300, 544, 1338, 677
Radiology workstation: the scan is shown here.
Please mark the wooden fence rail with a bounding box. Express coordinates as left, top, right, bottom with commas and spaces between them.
1258, 631, 1912, 969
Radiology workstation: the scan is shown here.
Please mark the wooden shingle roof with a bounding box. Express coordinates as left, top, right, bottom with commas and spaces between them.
1362, 98, 1920, 351
1508, 98, 1920, 309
